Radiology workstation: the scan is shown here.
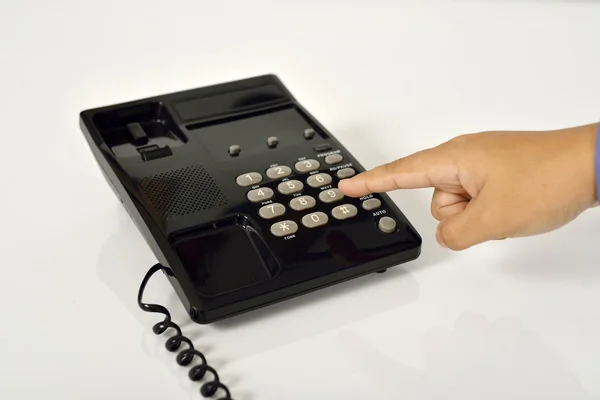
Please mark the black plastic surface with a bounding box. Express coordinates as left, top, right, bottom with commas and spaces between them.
79, 74, 422, 323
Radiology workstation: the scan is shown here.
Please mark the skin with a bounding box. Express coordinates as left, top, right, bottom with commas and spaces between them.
338, 123, 599, 251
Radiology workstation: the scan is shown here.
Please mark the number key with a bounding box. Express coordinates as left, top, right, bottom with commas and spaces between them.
290, 195, 316, 211
236, 172, 262, 187
266, 165, 292, 179
259, 203, 286, 219
247, 187, 274, 203
301, 212, 328, 228
318, 188, 344, 203
294, 159, 320, 173
307, 173, 332, 188
277, 180, 304, 195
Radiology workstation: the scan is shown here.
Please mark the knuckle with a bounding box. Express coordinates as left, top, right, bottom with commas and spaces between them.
439, 224, 467, 251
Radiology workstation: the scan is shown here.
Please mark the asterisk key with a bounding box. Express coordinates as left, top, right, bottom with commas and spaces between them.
279, 223, 290, 231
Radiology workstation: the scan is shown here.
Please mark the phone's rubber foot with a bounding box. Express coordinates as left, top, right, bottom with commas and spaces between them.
376, 269, 387, 274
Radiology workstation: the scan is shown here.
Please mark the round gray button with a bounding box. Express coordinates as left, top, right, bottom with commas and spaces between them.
277, 180, 304, 195
294, 159, 320, 173
270, 220, 298, 237
301, 212, 328, 228
304, 128, 315, 139
325, 153, 343, 165
378, 216, 397, 233
229, 145, 241, 156
318, 188, 344, 203
247, 187, 274, 203
336, 167, 356, 179
266, 165, 292, 179
236, 172, 262, 187
306, 173, 332, 188
259, 203, 286, 219
267, 136, 278, 148
290, 195, 316, 211
331, 204, 358, 220
361, 198, 381, 211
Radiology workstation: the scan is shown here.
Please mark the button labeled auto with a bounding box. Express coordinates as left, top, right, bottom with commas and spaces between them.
290, 195, 316, 211
236, 172, 262, 187
301, 212, 328, 228
259, 203, 286, 219
318, 188, 344, 203
277, 180, 304, 195
266, 165, 292, 179
378, 216, 397, 233
307, 173, 332, 188
247, 187, 274, 203
271, 220, 298, 237
294, 159, 320, 173
331, 204, 358, 220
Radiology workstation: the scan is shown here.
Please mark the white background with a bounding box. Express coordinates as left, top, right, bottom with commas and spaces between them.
1, 1, 600, 399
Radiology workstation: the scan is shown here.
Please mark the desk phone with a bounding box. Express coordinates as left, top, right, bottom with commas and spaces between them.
79, 74, 421, 398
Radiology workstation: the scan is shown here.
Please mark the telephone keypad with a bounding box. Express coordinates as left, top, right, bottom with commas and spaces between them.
259, 203, 286, 219
247, 187, 274, 203
331, 204, 358, 220
336, 167, 356, 179
306, 173, 332, 188
290, 195, 316, 211
236, 172, 262, 187
318, 188, 344, 203
294, 159, 320, 173
324, 154, 343, 165
301, 212, 328, 228
277, 180, 304, 195
241, 152, 391, 237
266, 165, 292, 179
271, 220, 298, 237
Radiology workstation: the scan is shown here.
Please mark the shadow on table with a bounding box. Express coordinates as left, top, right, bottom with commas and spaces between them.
337, 312, 600, 400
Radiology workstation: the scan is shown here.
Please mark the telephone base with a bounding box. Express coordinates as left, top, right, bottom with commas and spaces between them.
80, 74, 422, 324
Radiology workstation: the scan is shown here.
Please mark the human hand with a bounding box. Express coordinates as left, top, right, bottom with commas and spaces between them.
338, 123, 599, 250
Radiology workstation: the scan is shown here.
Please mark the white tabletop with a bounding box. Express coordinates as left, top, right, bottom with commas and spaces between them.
2, 1, 600, 399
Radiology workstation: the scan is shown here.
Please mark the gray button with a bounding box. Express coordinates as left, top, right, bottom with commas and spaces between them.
266, 165, 292, 179
290, 195, 316, 211
301, 212, 328, 228
294, 159, 320, 173
336, 168, 356, 179
378, 216, 397, 233
277, 180, 304, 195
236, 172, 262, 187
270, 220, 298, 237
304, 128, 315, 139
361, 198, 381, 211
259, 203, 286, 219
267, 136, 278, 148
247, 187, 274, 203
306, 173, 332, 188
331, 204, 358, 220
229, 145, 241, 156
318, 188, 344, 203
325, 153, 343, 165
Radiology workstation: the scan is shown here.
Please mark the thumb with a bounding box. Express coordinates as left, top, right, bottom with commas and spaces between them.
436, 194, 499, 250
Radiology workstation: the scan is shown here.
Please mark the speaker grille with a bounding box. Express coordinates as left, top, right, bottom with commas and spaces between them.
139, 165, 228, 220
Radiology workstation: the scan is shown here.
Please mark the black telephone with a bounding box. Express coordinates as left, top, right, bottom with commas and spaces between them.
79, 74, 422, 398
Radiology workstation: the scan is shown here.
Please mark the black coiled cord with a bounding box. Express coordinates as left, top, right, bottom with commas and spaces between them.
137, 263, 233, 399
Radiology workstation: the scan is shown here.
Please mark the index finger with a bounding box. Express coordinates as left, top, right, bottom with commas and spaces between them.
338, 147, 449, 197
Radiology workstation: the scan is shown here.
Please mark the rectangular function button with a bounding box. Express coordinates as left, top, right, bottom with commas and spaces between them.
314, 144, 332, 152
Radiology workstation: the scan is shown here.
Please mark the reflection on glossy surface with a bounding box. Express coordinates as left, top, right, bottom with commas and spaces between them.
337, 313, 600, 400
